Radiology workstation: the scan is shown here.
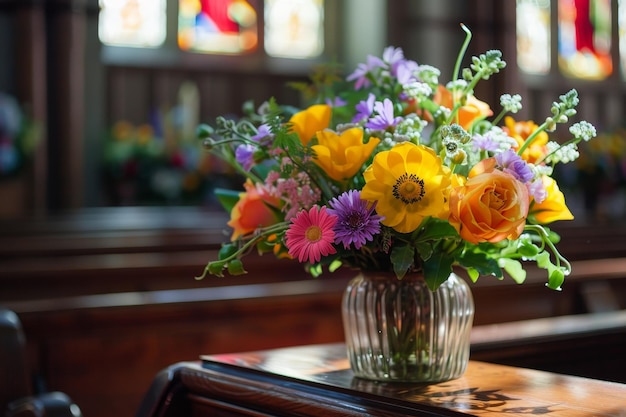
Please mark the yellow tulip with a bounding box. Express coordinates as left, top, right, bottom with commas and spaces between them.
312, 127, 380, 182
288, 104, 332, 146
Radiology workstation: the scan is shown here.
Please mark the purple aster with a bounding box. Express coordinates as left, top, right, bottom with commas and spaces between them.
352, 93, 376, 123
250, 123, 274, 146
235, 143, 257, 171
395, 59, 419, 85
347, 55, 385, 90
365, 98, 403, 131
327, 190, 384, 250
382, 46, 406, 75
495, 150, 534, 183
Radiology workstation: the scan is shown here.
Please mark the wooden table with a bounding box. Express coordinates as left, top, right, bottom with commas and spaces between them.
137, 343, 626, 417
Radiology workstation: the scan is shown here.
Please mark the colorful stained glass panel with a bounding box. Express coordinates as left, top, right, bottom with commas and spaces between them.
178, 0, 258, 54
558, 0, 612, 79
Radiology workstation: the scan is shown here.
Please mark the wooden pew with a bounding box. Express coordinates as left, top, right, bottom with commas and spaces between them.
2, 208, 626, 417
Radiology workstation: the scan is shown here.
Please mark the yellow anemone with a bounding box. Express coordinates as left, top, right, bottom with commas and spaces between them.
361, 142, 452, 233
529, 176, 574, 224
312, 127, 380, 182
289, 104, 332, 146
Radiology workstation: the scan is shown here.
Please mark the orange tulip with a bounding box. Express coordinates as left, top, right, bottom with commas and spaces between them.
434, 85, 493, 131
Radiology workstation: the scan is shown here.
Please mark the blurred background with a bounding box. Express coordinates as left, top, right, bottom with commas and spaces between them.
1, 2, 626, 417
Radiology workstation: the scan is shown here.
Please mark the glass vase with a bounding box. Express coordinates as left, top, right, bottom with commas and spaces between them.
342, 271, 474, 382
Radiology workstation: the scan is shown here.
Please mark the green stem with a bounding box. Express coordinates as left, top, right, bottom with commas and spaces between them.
516, 120, 549, 156
452, 24, 472, 83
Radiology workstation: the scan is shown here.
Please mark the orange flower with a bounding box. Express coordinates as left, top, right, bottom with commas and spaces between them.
434, 85, 493, 130
529, 176, 574, 224
449, 159, 530, 244
503, 116, 549, 164
227, 180, 282, 240
289, 104, 332, 146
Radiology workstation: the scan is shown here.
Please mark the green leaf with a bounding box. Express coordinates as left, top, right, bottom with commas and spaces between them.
517, 240, 540, 258
498, 258, 526, 284
456, 250, 502, 277
423, 252, 454, 291
415, 218, 458, 241
218, 243, 238, 260
390, 244, 415, 280
467, 268, 480, 283
214, 188, 242, 213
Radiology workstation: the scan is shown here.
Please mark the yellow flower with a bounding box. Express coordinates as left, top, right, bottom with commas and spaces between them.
504, 116, 549, 164
361, 142, 451, 233
529, 176, 574, 224
312, 127, 380, 182
288, 104, 331, 146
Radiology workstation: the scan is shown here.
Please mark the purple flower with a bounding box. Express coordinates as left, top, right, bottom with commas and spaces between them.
395, 59, 419, 85
347, 55, 385, 90
326, 96, 347, 107
235, 143, 257, 171
327, 190, 384, 249
365, 98, 403, 130
352, 93, 376, 123
382, 46, 408, 79
495, 150, 534, 183
251, 123, 274, 146
527, 178, 547, 204
472, 132, 501, 153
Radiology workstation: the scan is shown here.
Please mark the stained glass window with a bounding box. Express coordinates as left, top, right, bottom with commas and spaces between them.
516, 0, 551, 75
619, 0, 626, 78
178, 0, 259, 54
99, 0, 167, 48
558, 0, 612, 79
264, 0, 324, 58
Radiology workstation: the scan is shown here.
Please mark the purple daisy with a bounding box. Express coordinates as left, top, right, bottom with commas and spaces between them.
327, 190, 384, 250
250, 123, 274, 146
365, 98, 403, 131
346, 55, 385, 90
352, 93, 376, 123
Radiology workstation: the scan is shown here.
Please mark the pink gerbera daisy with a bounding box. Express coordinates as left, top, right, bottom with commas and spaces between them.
285, 206, 338, 264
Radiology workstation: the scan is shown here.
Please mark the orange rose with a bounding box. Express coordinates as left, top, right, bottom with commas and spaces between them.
228, 180, 282, 240
434, 85, 493, 130
529, 176, 574, 224
449, 160, 530, 244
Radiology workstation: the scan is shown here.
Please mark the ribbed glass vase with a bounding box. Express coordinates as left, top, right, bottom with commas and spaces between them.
342, 271, 474, 382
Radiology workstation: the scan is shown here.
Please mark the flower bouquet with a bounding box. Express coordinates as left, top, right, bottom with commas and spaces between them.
195, 25, 596, 382
196, 25, 595, 292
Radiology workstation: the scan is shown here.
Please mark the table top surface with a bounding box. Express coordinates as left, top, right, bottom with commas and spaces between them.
200, 343, 626, 417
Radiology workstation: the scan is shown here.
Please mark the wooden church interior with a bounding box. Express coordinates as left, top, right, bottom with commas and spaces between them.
1, 1, 626, 416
